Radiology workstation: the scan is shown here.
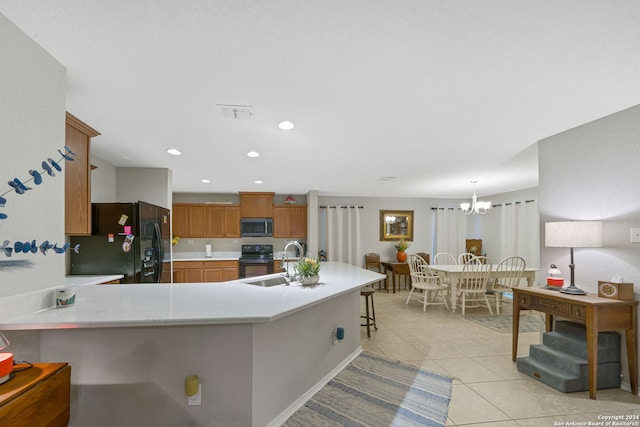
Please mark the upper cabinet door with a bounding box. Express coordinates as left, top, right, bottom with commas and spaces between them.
239, 192, 274, 218
273, 205, 307, 239
65, 112, 100, 236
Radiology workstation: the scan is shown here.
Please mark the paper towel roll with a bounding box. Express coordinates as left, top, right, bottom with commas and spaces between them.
205, 244, 212, 257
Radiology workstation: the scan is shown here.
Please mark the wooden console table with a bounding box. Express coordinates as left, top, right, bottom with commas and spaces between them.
380, 262, 410, 293
0, 362, 71, 426
512, 287, 638, 399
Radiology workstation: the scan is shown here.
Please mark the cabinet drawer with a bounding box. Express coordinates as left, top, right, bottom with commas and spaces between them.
173, 261, 204, 269
570, 304, 587, 320
515, 293, 531, 307
530, 296, 571, 316
202, 260, 238, 268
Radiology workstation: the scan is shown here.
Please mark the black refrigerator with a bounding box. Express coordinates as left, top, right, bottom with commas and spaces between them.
70, 201, 171, 283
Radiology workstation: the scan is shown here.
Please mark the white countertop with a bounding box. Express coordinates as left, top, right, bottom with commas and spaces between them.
65, 275, 125, 286
0, 262, 384, 331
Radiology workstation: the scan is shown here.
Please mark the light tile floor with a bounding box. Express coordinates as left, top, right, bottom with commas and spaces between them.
360, 289, 640, 426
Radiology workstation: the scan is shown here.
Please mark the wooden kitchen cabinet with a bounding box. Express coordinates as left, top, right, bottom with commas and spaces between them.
173, 204, 239, 238
172, 204, 207, 238
273, 205, 307, 238
65, 112, 100, 236
0, 363, 71, 427
173, 260, 238, 283
240, 192, 274, 218
203, 260, 239, 282
173, 261, 204, 283
206, 205, 240, 238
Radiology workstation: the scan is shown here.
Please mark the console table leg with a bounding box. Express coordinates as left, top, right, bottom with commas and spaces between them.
587, 308, 598, 400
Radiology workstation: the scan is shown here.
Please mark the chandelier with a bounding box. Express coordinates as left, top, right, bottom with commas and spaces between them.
460, 181, 491, 215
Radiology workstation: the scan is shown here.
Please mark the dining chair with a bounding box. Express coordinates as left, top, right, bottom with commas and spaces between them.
458, 252, 477, 264
364, 253, 386, 291
416, 252, 430, 264
489, 256, 526, 314
405, 254, 449, 312
433, 252, 457, 265
457, 259, 494, 315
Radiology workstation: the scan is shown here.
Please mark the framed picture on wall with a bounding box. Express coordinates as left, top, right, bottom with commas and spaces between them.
380, 210, 414, 241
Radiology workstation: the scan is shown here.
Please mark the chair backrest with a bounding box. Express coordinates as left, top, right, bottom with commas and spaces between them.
407, 254, 440, 287
458, 253, 477, 264
364, 253, 382, 273
472, 256, 491, 265
416, 252, 430, 264
495, 256, 526, 289
460, 259, 493, 291
434, 252, 457, 265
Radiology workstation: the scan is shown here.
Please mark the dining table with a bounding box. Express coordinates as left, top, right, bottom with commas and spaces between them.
429, 264, 539, 313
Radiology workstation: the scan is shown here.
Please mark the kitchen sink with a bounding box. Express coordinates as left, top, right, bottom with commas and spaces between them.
242, 276, 288, 287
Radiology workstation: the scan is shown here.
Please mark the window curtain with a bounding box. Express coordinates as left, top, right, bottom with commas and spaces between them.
433, 208, 466, 257
499, 200, 539, 268
320, 206, 362, 265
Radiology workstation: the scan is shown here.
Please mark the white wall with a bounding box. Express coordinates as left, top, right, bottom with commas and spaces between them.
0, 13, 67, 296
538, 103, 640, 391
89, 155, 117, 202
117, 167, 173, 209
318, 190, 539, 266
539, 105, 640, 293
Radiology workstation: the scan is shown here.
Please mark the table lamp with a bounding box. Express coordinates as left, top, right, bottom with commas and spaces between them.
545, 221, 603, 295
0, 332, 13, 385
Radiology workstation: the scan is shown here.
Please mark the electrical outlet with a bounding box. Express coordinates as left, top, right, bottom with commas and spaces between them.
188, 384, 202, 406
630, 228, 640, 243
187, 239, 194, 244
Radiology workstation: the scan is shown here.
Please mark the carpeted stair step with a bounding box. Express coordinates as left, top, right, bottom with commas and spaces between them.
542, 331, 620, 363
553, 321, 621, 351
528, 344, 584, 376
517, 320, 622, 393
517, 355, 621, 393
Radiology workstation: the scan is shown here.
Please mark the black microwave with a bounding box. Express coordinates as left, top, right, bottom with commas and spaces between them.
240, 218, 273, 237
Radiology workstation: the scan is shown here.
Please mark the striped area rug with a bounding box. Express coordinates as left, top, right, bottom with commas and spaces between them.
283, 352, 453, 427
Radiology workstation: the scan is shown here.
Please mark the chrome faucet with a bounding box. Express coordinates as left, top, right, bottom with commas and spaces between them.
282, 240, 305, 283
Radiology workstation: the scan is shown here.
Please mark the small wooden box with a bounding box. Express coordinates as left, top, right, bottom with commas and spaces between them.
598, 281, 634, 300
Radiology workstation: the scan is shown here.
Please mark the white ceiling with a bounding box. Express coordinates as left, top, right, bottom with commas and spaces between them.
2, 1, 640, 199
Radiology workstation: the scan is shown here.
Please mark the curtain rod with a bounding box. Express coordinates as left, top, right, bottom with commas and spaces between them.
319, 205, 363, 209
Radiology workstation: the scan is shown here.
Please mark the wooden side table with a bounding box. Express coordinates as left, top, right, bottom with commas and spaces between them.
0, 363, 71, 426
380, 262, 410, 293
512, 287, 638, 400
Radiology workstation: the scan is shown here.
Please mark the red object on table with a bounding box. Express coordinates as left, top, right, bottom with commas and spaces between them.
0, 353, 13, 382
546, 277, 564, 287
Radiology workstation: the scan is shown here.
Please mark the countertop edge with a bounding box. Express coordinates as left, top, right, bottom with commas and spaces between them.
0, 263, 386, 331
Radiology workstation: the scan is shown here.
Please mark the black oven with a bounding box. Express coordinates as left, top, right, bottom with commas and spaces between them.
239, 244, 274, 278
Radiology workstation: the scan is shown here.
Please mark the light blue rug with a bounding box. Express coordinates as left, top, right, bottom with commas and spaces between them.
283, 352, 453, 427
466, 313, 544, 333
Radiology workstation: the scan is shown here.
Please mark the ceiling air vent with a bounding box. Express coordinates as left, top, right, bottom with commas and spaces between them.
218, 104, 252, 119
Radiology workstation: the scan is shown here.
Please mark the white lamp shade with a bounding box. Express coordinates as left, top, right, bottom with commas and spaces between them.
545, 221, 603, 248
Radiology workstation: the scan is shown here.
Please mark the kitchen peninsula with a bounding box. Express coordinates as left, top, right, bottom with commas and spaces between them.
0, 262, 384, 427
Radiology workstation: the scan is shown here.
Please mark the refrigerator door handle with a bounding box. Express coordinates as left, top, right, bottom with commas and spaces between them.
153, 222, 164, 283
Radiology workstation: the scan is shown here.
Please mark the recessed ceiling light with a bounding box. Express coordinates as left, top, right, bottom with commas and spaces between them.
166, 148, 182, 156
379, 176, 397, 181
278, 120, 295, 130
201, 179, 210, 183
254, 180, 263, 184
247, 151, 260, 158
